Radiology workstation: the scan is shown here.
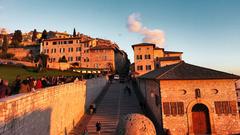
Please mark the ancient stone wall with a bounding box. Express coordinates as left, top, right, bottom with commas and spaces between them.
85, 76, 108, 109
0, 77, 108, 135
160, 79, 240, 135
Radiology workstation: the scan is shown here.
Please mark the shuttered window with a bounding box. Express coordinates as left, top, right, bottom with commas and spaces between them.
177, 102, 184, 115
214, 101, 238, 115
163, 102, 184, 116
163, 102, 170, 116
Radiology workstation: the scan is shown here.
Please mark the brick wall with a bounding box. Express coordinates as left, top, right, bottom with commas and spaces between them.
0, 77, 108, 135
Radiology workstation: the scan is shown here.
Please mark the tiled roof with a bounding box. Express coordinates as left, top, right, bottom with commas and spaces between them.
132, 43, 156, 49
90, 45, 114, 50
164, 51, 183, 54
139, 62, 240, 80
158, 56, 181, 61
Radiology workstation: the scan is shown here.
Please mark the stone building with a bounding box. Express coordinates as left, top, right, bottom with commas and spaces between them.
138, 62, 240, 135
132, 43, 182, 76
41, 36, 128, 72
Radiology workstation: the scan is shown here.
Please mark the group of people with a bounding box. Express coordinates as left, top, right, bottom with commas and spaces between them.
0, 75, 81, 99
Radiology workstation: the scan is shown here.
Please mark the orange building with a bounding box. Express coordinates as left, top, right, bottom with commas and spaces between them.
132, 43, 183, 76
41, 37, 128, 73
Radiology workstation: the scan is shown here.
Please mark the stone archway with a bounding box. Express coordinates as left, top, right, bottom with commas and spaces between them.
186, 100, 216, 135
192, 103, 211, 134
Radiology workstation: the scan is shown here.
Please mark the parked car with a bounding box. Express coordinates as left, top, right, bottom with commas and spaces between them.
114, 74, 120, 80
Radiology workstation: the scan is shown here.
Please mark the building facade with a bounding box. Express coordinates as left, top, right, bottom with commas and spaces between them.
138, 62, 240, 135
132, 43, 182, 76
41, 37, 128, 72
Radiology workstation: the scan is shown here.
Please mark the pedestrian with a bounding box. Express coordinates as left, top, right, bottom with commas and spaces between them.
89, 104, 94, 114
19, 80, 31, 93
35, 79, 42, 89
0, 80, 11, 98
82, 128, 88, 135
93, 103, 96, 113
124, 86, 128, 95
11, 75, 21, 95
96, 121, 101, 135
127, 86, 131, 96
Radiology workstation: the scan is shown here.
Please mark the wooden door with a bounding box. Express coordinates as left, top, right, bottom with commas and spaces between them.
192, 104, 211, 134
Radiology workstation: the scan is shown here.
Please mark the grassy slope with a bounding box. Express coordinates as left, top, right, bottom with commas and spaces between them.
0, 65, 80, 83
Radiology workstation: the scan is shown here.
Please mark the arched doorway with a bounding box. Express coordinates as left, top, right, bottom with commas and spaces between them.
192, 103, 211, 134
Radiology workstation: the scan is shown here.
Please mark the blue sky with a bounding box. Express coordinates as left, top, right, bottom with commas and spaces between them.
0, 0, 240, 74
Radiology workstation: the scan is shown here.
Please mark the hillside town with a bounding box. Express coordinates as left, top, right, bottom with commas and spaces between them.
0, 26, 240, 135
0, 1, 240, 135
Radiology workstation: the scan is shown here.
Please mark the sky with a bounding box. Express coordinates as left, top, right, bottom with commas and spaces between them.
0, 0, 240, 75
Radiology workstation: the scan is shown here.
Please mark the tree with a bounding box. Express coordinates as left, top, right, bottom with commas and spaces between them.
12, 30, 22, 46
73, 28, 76, 37
2, 35, 8, 54
35, 53, 49, 72
58, 55, 67, 63
32, 29, 37, 42
41, 29, 48, 41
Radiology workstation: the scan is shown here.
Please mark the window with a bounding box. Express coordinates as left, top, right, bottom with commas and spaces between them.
195, 89, 201, 98
64, 41, 67, 44
84, 57, 89, 62
84, 44, 89, 47
76, 47, 81, 52
68, 48, 73, 52
163, 102, 184, 116
63, 48, 65, 53
68, 57, 73, 61
145, 54, 151, 59
214, 101, 237, 115
53, 42, 57, 45
146, 65, 151, 70
136, 55, 142, 60
68, 40, 73, 44
137, 65, 143, 71
76, 56, 81, 61
46, 42, 48, 45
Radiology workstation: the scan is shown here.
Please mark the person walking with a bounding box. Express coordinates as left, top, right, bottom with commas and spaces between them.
82, 128, 88, 135
96, 121, 101, 135
0, 80, 11, 98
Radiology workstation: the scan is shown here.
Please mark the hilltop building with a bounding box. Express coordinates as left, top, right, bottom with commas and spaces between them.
41, 36, 129, 73
132, 43, 182, 76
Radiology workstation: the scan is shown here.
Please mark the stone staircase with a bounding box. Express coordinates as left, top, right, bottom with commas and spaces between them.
71, 81, 142, 135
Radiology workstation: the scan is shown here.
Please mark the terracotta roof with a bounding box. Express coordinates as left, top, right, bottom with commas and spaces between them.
132, 43, 156, 49
154, 47, 164, 50
164, 51, 183, 54
90, 45, 114, 50
158, 56, 181, 61
139, 62, 240, 80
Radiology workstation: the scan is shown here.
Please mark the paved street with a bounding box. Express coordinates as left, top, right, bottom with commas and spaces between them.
70, 81, 142, 135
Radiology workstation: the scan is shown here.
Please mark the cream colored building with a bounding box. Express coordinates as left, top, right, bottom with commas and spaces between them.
138, 62, 240, 135
132, 43, 182, 76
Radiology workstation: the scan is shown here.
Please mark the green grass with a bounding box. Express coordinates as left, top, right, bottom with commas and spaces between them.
0, 65, 80, 83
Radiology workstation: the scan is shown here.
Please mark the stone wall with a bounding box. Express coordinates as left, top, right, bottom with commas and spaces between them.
160, 79, 240, 135
0, 77, 108, 135
85, 76, 108, 109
